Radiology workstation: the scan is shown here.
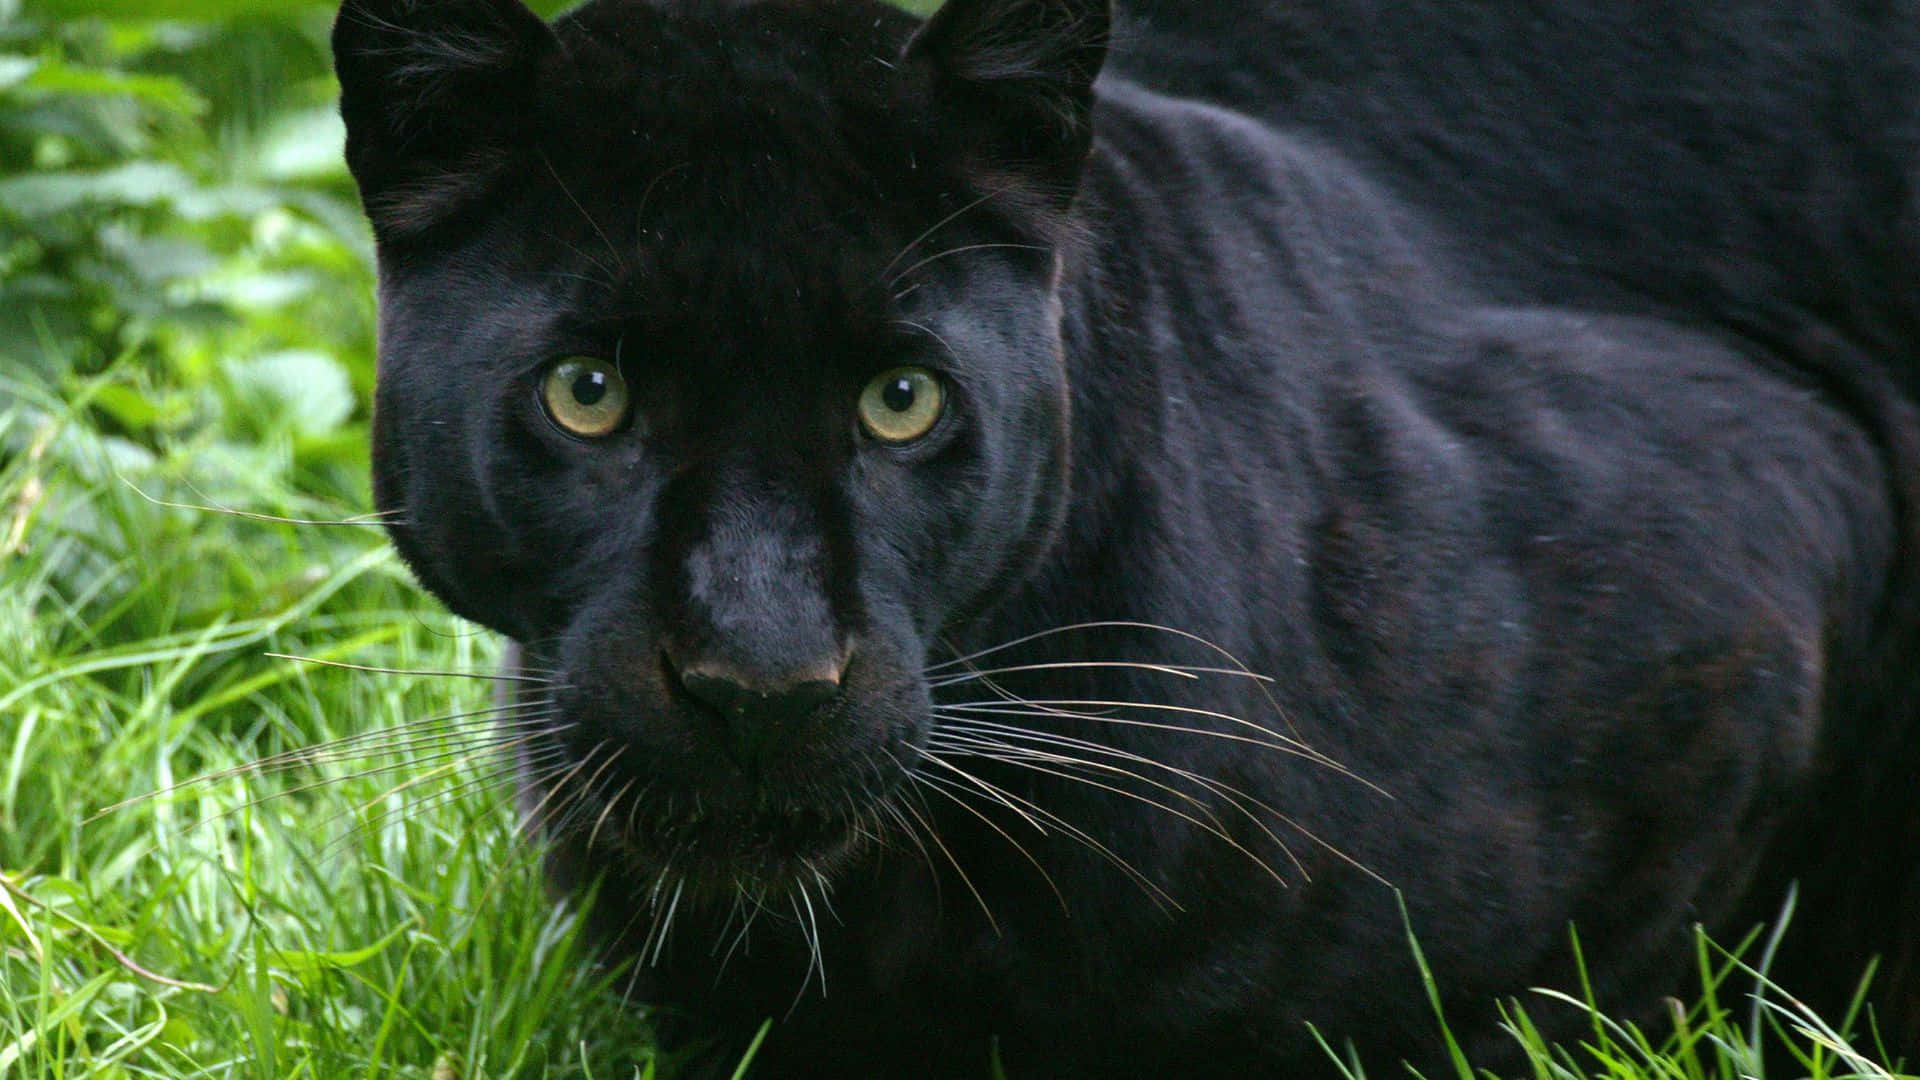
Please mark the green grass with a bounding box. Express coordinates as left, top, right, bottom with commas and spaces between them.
1313, 897, 1914, 1080
1, 4, 1915, 1077
2, 371, 666, 1077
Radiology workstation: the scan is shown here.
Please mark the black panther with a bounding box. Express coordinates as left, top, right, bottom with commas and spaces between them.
332, 0, 1920, 1072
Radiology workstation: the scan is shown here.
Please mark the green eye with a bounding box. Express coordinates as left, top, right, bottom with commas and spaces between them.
857, 367, 945, 443
541, 357, 630, 438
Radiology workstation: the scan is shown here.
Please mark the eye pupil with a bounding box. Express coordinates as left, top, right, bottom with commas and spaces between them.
541, 356, 630, 438
882, 378, 915, 413
572, 371, 608, 406
857, 365, 944, 444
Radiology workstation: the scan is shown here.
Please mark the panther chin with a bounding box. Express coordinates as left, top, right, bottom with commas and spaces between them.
527, 728, 913, 902
619, 801, 874, 896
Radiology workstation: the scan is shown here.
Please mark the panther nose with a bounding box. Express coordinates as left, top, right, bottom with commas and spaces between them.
673, 659, 841, 766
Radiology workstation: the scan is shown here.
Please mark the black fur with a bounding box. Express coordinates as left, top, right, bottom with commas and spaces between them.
334, 0, 1920, 1073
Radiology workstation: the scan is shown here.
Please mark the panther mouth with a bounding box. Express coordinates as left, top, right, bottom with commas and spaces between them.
519, 647, 927, 893
591, 791, 877, 892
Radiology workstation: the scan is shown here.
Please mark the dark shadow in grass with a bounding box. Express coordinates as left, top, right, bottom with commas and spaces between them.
1309, 888, 1913, 1080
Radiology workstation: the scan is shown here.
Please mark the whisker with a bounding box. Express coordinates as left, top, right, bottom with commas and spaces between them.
937, 718, 1386, 887
588, 776, 638, 853
928, 620, 1246, 672
649, 876, 687, 969
546, 745, 629, 842
605, 859, 677, 971
495, 657, 567, 679
948, 663, 1382, 796
914, 754, 1180, 913
929, 623, 1325, 760
711, 889, 747, 959
933, 722, 1230, 825
879, 189, 1000, 281
791, 879, 826, 1007
86, 702, 563, 820
891, 318, 958, 363
913, 747, 1053, 836
892, 776, 1001, 935
614, 864, 669, 971
519, 743, 608, 841
302, 722, 564, 787
906, 770, 1070, 916
401, 746, 571, 826
807, 862, 840, 927
886, 242, 1049, 289
315, 743, 555, 863
867, 776, 942, 902
337, 731, 559, 824
252, 713, 564, 772
714, 885, 764, 983
118, 477, 402, 527
937, 696, 1382, 794
928, 734, 1288, 890
932, 717, 1302, 873
930, 660, 1275, 686
151, 720, 566, 838
947, 685, 1377, 870
448, 748, 588, 883
264, 653, 557, 685
539, 151, 626, 280
634, 161, 691, 225
937, 699, 1314, 758
318, 751, 555, 863
529, 270, 620, 289
217, 705, 564, 775
555, 238, 620, 292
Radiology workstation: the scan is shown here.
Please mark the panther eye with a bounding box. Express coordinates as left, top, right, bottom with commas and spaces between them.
540, 357, 630, 438
857, 366, 945, 443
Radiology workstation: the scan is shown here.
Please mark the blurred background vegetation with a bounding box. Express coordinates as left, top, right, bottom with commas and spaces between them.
2, 0, 573, 498
3, 0, 372, 514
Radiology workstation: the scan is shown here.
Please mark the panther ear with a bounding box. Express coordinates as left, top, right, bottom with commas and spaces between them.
906, 0, 1111, 201
333, 0, 560, 239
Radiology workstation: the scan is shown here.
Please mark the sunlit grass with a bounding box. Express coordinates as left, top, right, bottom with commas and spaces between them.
2, 373, 665, 1077
1314, 898, 1913, 1080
